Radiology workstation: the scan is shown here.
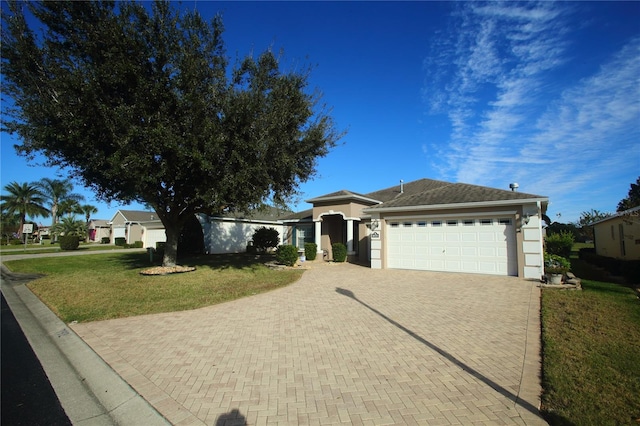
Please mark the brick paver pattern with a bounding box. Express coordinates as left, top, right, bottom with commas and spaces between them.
72, 262, 546, 426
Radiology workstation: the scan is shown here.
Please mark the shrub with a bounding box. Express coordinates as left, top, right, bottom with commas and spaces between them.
304, 242, 317, 261
114, 237, 126, 246
252, 227, 280, 253
132, 241, 143, 248
101, 237, 110, 244
59, 235, 80, 251
545, 231, 574, 258
156, 242, 165, 251
10, 238, 22, 245
276, 244, 299, 266
332, 242, 347, 262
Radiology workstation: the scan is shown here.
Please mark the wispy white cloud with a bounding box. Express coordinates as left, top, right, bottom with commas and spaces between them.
423, 1, 640, 221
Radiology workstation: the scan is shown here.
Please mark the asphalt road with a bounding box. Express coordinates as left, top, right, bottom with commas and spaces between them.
1, 293, 71, 426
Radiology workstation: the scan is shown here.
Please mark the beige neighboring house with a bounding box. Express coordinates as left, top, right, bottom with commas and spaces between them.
88, 219, 111, 242
282, 178, 548, 279
592, 206, 640, 260
109, 210, 166, 248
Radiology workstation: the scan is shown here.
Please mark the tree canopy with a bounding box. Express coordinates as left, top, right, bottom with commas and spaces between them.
2, 1, 341, 266
617, 176, 640, 212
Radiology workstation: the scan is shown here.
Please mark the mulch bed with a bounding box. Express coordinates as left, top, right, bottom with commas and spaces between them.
140, 265, 196, 276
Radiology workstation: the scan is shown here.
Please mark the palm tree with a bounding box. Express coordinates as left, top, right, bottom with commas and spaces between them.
37, 178, 85, 226
79, 204, 98, 224
50, 216, 87, 239
79, 204, 98, 242
0, 181, 49, 236
58, 199, 82, 219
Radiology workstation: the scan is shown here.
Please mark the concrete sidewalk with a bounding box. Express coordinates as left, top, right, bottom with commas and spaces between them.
71, 262, 547, 425
0, 264, 168, 426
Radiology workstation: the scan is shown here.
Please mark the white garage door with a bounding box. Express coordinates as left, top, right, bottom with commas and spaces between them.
387, 217, 517, 276
144, 229, 166, 249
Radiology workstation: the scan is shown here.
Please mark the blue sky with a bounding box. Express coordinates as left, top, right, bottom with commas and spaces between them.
2, 1, 639, 224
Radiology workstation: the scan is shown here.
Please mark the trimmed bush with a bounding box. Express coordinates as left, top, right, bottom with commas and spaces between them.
332, 242, 347, 262
252, 227, 280, 253
114, 237, 126, 246
304, 242, 317, 261
132, 241, 143, 248
545, 231, 574, 258
59, 235, 80, 251
276, 244, 299, 266
101, 237, 110, 244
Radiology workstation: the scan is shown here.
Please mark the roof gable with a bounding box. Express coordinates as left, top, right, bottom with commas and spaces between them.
111, 210, 159, 222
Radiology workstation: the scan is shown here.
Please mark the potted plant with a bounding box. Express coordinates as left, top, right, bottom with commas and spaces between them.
544, 253, 570, 284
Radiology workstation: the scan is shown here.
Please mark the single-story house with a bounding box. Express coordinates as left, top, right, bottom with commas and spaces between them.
105, 178, 548, 279
88, 219, 110, 242
591, 206, 640, 260
109, 210, 165, 248
282, 178, 548, 279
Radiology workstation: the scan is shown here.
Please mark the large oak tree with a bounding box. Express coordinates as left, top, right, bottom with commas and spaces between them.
2, 1, 341, 266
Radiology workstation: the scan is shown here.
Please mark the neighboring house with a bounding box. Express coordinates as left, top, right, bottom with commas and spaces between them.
88, 219, 110, 242
282, 178, 548, 279
109, 210, 165, 248
592, 206, 640, 260
199, 206, 291, 254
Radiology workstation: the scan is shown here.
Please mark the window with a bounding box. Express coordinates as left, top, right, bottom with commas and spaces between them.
463, 220, 474, 226
446, 220, 458, 226
390, 222, 399, 228
480, 219, 492, 226
498, 218, 512, 225
431, 221, 442, 227
417, 221, 427, 227
403, 222, 413, 227
295, 224, 313, 248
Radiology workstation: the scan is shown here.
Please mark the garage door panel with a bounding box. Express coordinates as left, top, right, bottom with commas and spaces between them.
461, 233, 477, 242
430, 233, 444, 242
387, 217, 517, 276
478, 232, 495, 242
461, 247, 477, 256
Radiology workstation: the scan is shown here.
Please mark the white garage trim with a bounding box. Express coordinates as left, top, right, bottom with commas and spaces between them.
386, 216, 517, 276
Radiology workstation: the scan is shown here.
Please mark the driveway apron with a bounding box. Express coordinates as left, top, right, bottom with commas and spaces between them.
72, 262, 547, 425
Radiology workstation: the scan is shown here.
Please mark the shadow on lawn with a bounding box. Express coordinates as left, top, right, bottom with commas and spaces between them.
105, 252, 275, 271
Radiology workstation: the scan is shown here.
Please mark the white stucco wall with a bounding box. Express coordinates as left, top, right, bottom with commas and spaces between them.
199, 216, 285, 254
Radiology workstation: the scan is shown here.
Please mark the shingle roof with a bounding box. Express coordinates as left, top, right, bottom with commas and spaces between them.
306, 178, 547, 211
281, 208, 313, 221
216, 206, 293, 222
306, 190, 379, 204
366, 179, 546, 210
117, 210, 159, 222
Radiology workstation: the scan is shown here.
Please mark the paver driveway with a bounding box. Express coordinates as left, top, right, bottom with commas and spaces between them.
72, 262, 546, 425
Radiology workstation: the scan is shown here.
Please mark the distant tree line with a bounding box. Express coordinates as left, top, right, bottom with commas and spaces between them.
546, 176, 640, 241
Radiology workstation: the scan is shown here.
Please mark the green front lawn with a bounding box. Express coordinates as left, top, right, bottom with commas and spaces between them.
541, 254, 640, 425
3, 252, 303, 323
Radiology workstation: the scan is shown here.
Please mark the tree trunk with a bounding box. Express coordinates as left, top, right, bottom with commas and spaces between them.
162, 223, 180, 267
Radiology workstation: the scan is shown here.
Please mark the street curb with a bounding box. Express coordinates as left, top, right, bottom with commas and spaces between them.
1, 265, 169, 426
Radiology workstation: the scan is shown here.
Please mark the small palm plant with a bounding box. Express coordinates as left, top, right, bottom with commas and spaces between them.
51, 216, 87, 239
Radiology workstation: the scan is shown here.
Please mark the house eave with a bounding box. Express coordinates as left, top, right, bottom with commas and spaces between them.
362, 197, 549, 214
306, 194, 382, 205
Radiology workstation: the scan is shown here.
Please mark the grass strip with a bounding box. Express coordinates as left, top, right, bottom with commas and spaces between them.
4, 252, 303, 323
541, 271, 640, 425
